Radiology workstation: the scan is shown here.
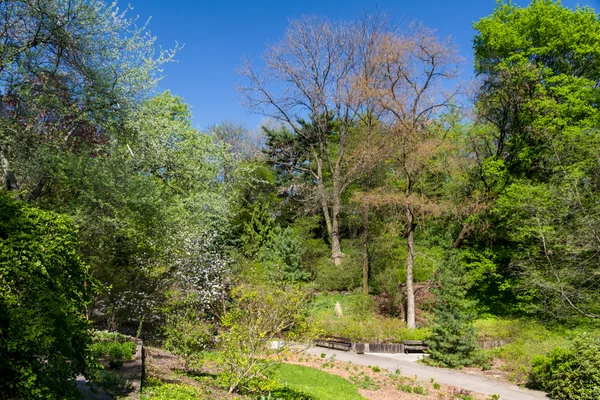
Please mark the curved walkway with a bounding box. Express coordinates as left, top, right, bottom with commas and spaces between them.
305, 347, 547, 400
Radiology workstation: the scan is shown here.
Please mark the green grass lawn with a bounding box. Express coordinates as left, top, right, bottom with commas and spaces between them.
271, 363, 366, 400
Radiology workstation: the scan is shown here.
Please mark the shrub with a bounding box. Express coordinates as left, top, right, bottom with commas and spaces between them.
162, 309, 214, 370
90, 339, 135, 368
218, 284, 313, 393
89, 369, 132, 397
530, 334, 600, 400
0, 194, 97, 399
313, 256, 361, 292
107, 341, 136, 368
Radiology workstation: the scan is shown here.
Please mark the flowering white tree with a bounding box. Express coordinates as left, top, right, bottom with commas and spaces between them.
172, 233, 230, 315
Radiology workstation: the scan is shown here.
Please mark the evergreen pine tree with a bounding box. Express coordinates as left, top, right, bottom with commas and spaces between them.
427, 254, 479, 367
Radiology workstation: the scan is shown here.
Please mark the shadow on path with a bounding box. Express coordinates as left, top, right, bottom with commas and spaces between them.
75, 375, 113, 400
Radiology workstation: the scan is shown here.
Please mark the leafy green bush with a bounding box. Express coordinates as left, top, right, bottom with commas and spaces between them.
89, 369, 132, 397
162, 310, 214, 370
108, 341, 136, 368
0, 194, 97, 399
313, 255, 361, 291
218, 284, 312, 393
90, 339, 136, 368
260, 226, 310, 282
530, 334, 600, 400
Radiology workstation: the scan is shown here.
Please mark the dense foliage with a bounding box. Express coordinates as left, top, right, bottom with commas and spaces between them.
469, 0, 600, 319
530, 334, 600, 400
0, 193, 96, 399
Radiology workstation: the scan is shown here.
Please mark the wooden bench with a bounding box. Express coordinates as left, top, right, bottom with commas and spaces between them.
314, 336, 353, 352
403, 340, 427, 353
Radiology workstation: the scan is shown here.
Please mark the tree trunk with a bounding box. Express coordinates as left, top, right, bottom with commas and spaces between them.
0, 146, 17, 191
405, 206, 416, 328
362, 203, 369, 294
330, 191, 343, 265
315, 158, 341, 265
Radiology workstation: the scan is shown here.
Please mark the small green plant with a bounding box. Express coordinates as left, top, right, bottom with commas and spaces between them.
432, 382, 441, 390
320, 353, 326, 359
488, 395, 500, 400
413, 385, 427, 395
398, 383, 412, 393
371, 365, 381, 373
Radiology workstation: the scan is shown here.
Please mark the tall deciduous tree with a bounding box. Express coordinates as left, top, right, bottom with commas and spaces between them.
0, 0, 177, 196
362, 24, 462, 328
472, 0, 600, 319
239, 14, 387, 264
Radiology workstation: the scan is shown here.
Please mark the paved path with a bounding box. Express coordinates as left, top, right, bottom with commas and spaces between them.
305, 348, 547, 400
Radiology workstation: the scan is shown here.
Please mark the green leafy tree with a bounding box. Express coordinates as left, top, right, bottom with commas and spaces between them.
0, 0, 177, 196
0, 193, 96, 399
218, 284, 311, 393
472, 0, 600, 319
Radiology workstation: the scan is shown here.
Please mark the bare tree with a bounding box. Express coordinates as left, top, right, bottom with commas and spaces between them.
362, 23, 463, 328
239, 14, 388, 264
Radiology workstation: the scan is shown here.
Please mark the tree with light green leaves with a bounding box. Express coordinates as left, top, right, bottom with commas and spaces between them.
471, 0, 600, 319
0, 0, 177, 197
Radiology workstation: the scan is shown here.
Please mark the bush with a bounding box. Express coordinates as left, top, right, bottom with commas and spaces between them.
313, 255, 361, 292
89, 369, 132, 397
90, 339, 136, 368
107, 341, 136, 368
162, 310, 214, 370
530, 334, 600, 400
218, 284, 313, 393
260, 226, 309, 283
0, 194, 97, 399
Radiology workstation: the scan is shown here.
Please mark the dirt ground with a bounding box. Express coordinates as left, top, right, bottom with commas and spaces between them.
144, 347, 252, 400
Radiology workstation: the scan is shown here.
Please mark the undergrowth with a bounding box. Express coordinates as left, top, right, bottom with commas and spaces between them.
307, 292, 429, 342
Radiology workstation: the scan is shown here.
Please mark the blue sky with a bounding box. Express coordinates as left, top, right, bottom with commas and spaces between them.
130, 0, 600, 131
